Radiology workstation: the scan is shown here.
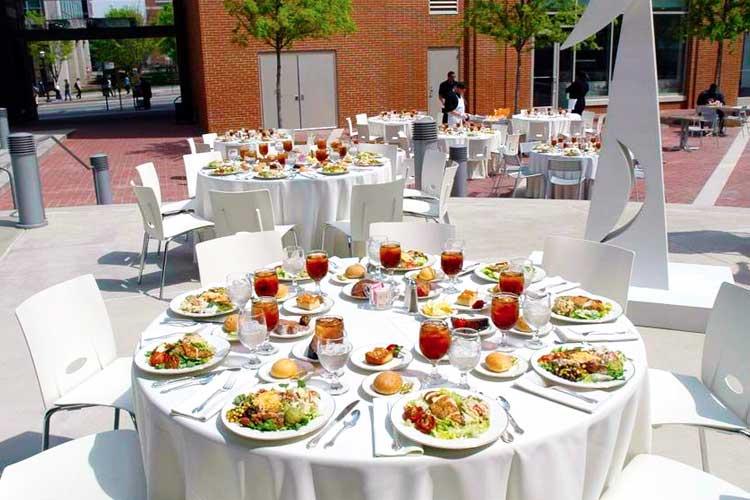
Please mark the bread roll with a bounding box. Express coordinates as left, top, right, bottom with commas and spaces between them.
365, 347, 393, 366
372, 371, 403, 395
345, 263, 366, 279
270, 359, 300, 379
417, 266, 437, 281
485, 352, 515, 373
223, 314, 239, 333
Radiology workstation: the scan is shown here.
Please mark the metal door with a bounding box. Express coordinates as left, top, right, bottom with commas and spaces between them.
297, 52, 337, 128
259, 53, 301, 129
428, 48, 459, 122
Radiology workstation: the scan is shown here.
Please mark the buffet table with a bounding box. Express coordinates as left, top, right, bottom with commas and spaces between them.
511, 114, 582, 141
525, 151, 599, 199
133, 265, 651, 500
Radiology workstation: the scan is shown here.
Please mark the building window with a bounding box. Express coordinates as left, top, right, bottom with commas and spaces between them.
740, 34, 750, 98
429, 0, 458, 15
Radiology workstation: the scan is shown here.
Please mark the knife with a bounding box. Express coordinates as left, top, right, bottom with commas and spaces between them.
306, 400, 360, 449
151, 367, 241, 388
458, 263, 480, 276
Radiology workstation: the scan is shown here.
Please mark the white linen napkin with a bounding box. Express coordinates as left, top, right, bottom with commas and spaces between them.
170, 370, 242, 422
513, 372, 612, 414
528, 276, 581, 294
329, 256, 361, 271
372, 398, 423, 457
555, 324, 639, 343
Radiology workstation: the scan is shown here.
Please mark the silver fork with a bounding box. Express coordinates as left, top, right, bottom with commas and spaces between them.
388, 401, 402, 451
192, 371, 239, 414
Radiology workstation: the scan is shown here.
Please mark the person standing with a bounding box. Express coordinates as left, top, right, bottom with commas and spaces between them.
438, 71, 457, 124
444, 82, 468, 127
140, 78, 152, 110
54, 82, 62, 100
124, 75, 131, 94
64, 79, 71, 101
106, 77, 113, 97
697, 83, 727, 136
566, 71, 589, 115
74, 78, 82, 99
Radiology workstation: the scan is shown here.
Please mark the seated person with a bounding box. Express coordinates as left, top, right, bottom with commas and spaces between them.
697, 83, 726, 136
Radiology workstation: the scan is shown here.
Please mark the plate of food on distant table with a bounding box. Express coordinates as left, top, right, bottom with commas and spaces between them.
283, 293, 334, 315
135, 332, 230, 375
531, 345, 634, 389
351, 151, 385, 167
319, 162, 349, 176
550, 293, 622, 324
169, 287, 236, 318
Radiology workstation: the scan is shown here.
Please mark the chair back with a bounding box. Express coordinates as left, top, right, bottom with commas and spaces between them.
357, 143, 398, 180
346, 117, 357, 137
132, 184, 165, 240
437, 163, 459, 218
548, 157, 584, 179
542, 236, 634, 310
202, 133, 218, 150
384, 124, 403, 145
421, 149, 449, 197
491, 123, 509, 150
135, 162, 162, 206
369, 222, 456, 255
209, 189, 277, 238
349, 178, 405, 243
504, 133, 520, 155
467, 137, 491, 161
581, 111, 595, 130
700, 282, 750, 426
520, 141, 541, 155
355, 123, 371, 143
327, 128, 344, 145
196, 231, 283, 287
596, 114, 607, 135
568, 120, 585, 137
186, 137, 197, 155
527, 121, 549, 141
15, 275, 117, 408
355, 113, 368, 125
183, 151, 222, 198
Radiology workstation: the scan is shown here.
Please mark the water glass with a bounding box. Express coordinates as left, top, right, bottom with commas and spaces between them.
523, 291, 551, 350
228, 148, 239, 163
238, 308, 267, 368
367, 235, 387, 278
449, 328, 481, 389
226, 272, 252, 310
317, 338, 352, 395
282, 245, 305, 294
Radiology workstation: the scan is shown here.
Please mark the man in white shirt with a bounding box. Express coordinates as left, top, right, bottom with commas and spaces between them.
445, 82, 468, 127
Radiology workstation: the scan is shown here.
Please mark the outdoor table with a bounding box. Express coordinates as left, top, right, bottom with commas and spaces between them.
214, 134, 293, 160
526, 151, 599, 199
661, 115, 701, 152
437, 131, 501, 179
368, 116, 418, 141
511, 113, 582, 141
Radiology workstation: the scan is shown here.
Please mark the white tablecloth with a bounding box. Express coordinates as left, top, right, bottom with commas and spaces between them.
511, 114, 582, 141
437, 132, 502, 179
525, 151, 599, 199
133, 269, 651, 500
214, 137, 293, 159
368, 117, 415, 141
195, 164, 392, 250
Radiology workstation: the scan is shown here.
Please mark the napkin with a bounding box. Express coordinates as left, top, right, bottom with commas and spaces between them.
329, 256, 361, 271
514, 373, 611, 413
555, 324, 639, 343
170, 370, 241, 422
372, 398, 423, 457
528, 276, 581, 294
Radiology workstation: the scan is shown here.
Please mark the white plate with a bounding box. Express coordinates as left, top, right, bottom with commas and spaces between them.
350, 344, 414, 372
221, 383, 335, 441
341, 282, 369, 301
509, 321, 553, 338
269, 320, 313, 340
418, 302, 454, 319
269, 263, 311, 282
449, 313, 495, 337
169, 288, 237, 318
474, 263, 546, 284
257, 360, 314, 383
361, 373, 421, 398
550, 293, 623, 324
282, 295, 334, 315
404, 268, 445, 282
474, 354, 529, 379
531, 344, 635, 389
291, 340, 318, 363
329, 273, 363, 285
134, 334, 230, 375
361, 253, 436, 273
211, 324, 238, 343
390, 389, 507, 450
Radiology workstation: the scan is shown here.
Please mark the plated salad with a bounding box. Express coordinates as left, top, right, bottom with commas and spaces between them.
209, 165, 240, 176
352, 151, 384, 165
480, 261, 510, 281
320, 163, 348, 175
552, 295, 612, 320
179, 287, 234, 315
225, 382, 320, 432
537, 346, 626, 383
255, 169, 287, 179
146, 333, 215, 369
275, 266, 309, 280
399, 249, 429, 269
402, 389, 490, 440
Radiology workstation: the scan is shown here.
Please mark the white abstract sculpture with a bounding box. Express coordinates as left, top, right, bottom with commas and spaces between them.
563, 0, 669, 289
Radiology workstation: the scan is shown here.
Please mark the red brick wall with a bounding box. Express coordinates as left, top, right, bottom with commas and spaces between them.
685, 38, 744, 107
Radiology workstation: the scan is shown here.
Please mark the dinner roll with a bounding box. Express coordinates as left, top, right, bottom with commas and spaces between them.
485, 352, 515, 373
270, 359, 300, 379
372, 371, 403, 395
417, 266, 437, 281
276, 283, 289, 300
223, 314, 239, 333
345, 263, 366, 279
365, 347, 393, 366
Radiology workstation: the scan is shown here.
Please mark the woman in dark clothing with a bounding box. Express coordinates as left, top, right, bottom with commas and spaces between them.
566, 71, 590, 115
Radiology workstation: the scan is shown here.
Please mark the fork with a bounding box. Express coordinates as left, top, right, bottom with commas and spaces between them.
388, 402, 402, 451
192, 371, 239, 414
536, 280, 567, 293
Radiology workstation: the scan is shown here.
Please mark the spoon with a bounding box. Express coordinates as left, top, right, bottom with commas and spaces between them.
324, 409, 361, 448
497, 395, 525, 435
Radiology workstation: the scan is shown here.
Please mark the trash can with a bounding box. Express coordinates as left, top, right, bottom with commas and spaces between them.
9, 133, 47, 228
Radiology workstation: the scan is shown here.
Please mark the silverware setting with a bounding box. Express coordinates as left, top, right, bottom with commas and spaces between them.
161, 375, 214, 393
458, 263, 480, 276
497, 395, 524, 435
388, 401, 402, 451
535, 280, 567, 293
324, 409, 360, 448
307, 400, 359, 449
550, 386, 599, 405
192, 370, 239, 414
151, 367, 241, 388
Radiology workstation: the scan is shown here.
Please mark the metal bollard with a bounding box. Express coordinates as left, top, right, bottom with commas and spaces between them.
0, 108, 9, 150
449, 146, 468, 197
411, 118, 438, 190
9, 133, 47, 228
90, 153, 113, 205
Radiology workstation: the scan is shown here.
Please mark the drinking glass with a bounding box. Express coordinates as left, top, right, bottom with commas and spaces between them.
306, 250, 329, 295
283, 139, 293, 152
282, 245, 304, 294
379, 240, 401, 284
253, 268, 279, 298
227, 148, 239, 163
419, 319, 452, 388
258, 142, 269, 157
315, 148, 328, 163
338, 144, 348, 158
277, 151, 287, 166
523, 291, 551, 349
316, 137, 327, 151
238, 308, 266, 368
318, 337, 352, 395
251, 297, 280, 355
367, 235, 387, 279
226, 272, 252, 310
491, 292, 519, 352
440, 239, 465, 294
449, 328, 481, 389
499, 258, 532, 296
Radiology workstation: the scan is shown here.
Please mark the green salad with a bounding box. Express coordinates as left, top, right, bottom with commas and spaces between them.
225, 381, 320, 432
538, 347, 626, 383
402, 389, 490, 439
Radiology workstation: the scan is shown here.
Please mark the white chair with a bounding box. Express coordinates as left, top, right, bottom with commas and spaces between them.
357, 143, 399, 180
322, 178, 405, 256
467, 136, 492, 179
489, 123, 509, 175
132, 184, 214, 299
542, 236, 634, 310
208, 189, 297, 244
326, 128, 344, 145
346, 117, 358, 140
15, 275, 135, 450
355, 122, 381, 143
202, 133, 218, 150
527, 121, 549, 141
403, 163, 459, 223
383, 123, 404, 145
649, 282, 750, 473
186, 137, 210, 154
404, 148, 447, 198
491, 133, 522, 196
545, 157, 585, 200
196, 231, 284, 287
369, 222, 456, 255
596, 113, 607, 136
567, 119, 585, 138
600, 453, 749, 500
135, 162, 195, 215
355, 113, 368, 125
503, 138, 544, 198
0, 430, 146, 499
581, 111, 596, 134
183, 151, 222, 198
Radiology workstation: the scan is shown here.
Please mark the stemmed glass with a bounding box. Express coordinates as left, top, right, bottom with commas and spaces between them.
317, 337, 352, 395
491, 292, 519, 352
367, 235, 387, 279
253, 268, 279, 298
379, 240, 402, 285
499, 258, 532, 297
282, 245, 305, 295
226, 272, 252, 311
441, 239, 465, 294
523, 291, 551, 350
419, 319, 452, 388
305, 250, 329, 295
449, 328, 481, 389
237, 308, 266, 368
251, 297, 280, 355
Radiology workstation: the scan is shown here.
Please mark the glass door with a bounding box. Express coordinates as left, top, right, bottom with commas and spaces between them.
533, 40, 574, 109
557, 45, 574, 110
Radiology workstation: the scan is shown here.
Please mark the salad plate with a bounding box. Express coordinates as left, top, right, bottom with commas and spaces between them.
169, 287, 236, 318
531, 344, 634, 389
254, 170, 289, 180
550, 293, 622, 324
271, 264, 311, 282
474, 262, 546, 284
135, 333, 230, 375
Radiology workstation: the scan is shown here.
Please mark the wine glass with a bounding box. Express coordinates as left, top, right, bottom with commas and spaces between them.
237, 307, 266, 368
379, 240, 401, 285
306, 250, 329, 295
226, 272, 252, 310
491, 292, 519, 352
441, 239, 465, 294
523, 291, 551, 350
282, 245, 304, 294
317, 337, 352, 395
251, 297, 280, 355
419, 319, 452, 388
449, 328, 481, 390
499, 258, 532, 297
367, 235, 387, 279
253, 268, 279, 298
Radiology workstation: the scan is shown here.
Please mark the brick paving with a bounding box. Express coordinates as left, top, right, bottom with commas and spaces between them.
716, 130, 750, 207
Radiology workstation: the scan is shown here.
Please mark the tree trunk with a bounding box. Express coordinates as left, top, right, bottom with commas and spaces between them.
275, 47, 282, 129
715, 39, 724, 89
514, 48, 522, 114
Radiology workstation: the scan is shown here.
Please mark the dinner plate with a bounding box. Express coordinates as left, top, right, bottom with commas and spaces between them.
282, 295, 334, 315
530, 344, 635, 389
449, 313, 496, 337
134, 333, 230, 375
509, 321, 553, 337
341, 282, 369, 301
268, 320, 313, 340
404, 268, 445, 282
257, 360, 314, 383
353, 160, 385, 167
209, 169, 241, 176
254, 171, 289, 180
474, 354, 529, 379
291, 340, 318, 363
169, 288, 237, 318
418, 302, 454, 319
361, 253, 436, 273
211, 324, 238, 343
474, 263, 546, 284
350, 344, 414, 372
361, 373, 421, 399
221, 383, 335, 441
549, 293, 623, 324
318, 169, 349, 176
269, 263, 312, 282
390, 389, 507, 450
329, 273, 362, 285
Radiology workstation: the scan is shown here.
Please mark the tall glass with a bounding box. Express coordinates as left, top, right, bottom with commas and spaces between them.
305, 250, 329, 295
379, 240, 401, 284
258, 142, 269, 157
313, 315, 345, 382
523, 292, 551, 350
419, 319, 452, 388
316, 137, 327, 151
253, 268, 279, 298
283, 139, 293, 152
449, 328, 481, 389
318, 338, 352, 395
238, 308, 266, 368
499, 258, 531, 296
282, 245, 305, 294
491, 292, 519, 352
226, 272, 252, 310
367, 235, 387, 279
251, 297, 280, 355
440, 239, 465, 294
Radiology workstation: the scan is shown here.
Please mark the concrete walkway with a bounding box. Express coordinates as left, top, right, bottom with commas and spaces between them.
693, 130, 750, 206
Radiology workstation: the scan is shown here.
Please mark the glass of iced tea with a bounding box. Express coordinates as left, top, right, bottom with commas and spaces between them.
306, 250, 329, 295
315, 148, 328, 163
440, 239, 465, 293
499, 266, 525, 296
316, 137, 327, 151
253, 268, 279, 298
251, 297, 280, 355
338, 144, 348, 159
283, 139, 293, 152
379, 240, 402, 284
491, 292, 519, 352
277, 151, 287, 166
419, 319, 452, 387
258, 142, 269, 157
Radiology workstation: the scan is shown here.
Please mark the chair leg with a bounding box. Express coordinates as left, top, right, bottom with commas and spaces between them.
346, 236, 353, 257
699, 427, 711, 473
159, 239, 170, 300
137, 232, 149, 284
42, 406, 63, 451
156, 241, 161, 256
113, 408, 120, 430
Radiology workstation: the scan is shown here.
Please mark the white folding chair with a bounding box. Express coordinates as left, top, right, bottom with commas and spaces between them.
404, 148, 447, 198
649, 282, 750, 473
322, 178, 405, 256
15, 275, 135, 450
545, 157, 585, 200
357, 143, 399, 180
0, 430, 146, 499
327, 128, 344, 145
208, 189, 297, 244
132, 184, 214, 298
383, 123, 404, 145
186, 137, 210, 154
196, 231, 284, 287
527, 121, 549, 142
355, 113, 368, 125
581, 111, 596, 134
355, 123, 381, 143
135, 162, 195, 215
491, 133, 522, 196
346, 117, 358, 140
403, 163, 459, 223
369, 222, 456, 255
202, 133, 218, 150
183, 151, 222, 198
542, 236, 634, 310
467, 136, 492, 179
567, 119, 585, 138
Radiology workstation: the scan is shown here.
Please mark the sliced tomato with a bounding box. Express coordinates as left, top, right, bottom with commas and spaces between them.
148, 351, 166, 367
164, 354, 180, 369
415, 414, 436, 434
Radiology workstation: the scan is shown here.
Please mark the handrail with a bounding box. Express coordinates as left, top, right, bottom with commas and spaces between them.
40, 135, 91, 170
0, 165, 16, 209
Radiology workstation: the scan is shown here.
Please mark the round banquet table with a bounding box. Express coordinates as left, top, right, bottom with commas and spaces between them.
525, 151, 599, 199
133, 265, 651, 500
213, 136, 293, 160
511, 114, 582, 141
437, 132, 502, 179
368, 116, 420, 141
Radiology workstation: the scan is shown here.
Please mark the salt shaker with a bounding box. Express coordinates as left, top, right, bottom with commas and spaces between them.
403, 278, 419, 313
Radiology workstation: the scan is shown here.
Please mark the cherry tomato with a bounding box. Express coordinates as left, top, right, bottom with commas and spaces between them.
149, 351, 166, 367
415, 414, 436, 434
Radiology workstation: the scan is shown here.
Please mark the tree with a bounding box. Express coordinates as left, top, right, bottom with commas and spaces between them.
464, 0, 582, 113
224, 0, 356, 127
26, 12, 74, 85
156, 4, 177, 62
89, 7, 158, 74
682, 0, 750, 89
